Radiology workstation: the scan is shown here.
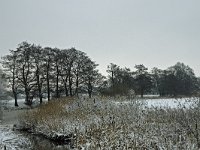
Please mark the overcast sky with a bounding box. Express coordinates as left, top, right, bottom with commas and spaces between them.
0, 0, 200, 76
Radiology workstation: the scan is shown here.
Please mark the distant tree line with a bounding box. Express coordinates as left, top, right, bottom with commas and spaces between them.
1, 42, 104, 106
102, 62, 200, 98
1, 41, 200, 106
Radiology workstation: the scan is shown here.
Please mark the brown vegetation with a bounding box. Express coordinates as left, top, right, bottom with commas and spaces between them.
20, 97, 200, 149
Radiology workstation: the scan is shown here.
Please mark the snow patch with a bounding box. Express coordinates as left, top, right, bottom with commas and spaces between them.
0, 125, 31, 150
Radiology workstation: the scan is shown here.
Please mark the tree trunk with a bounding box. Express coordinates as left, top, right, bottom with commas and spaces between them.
69, 76, 73, 96
47, 71, 50, 101
56, 65, 59, 98
75, 74, 79, 96
12, 71, 18, 107
111, 71, 114, 87
36, 66, 43, 104
88, 91, 92, 98
88, 81, 92, 98
25, 87, 31, 105
39, 86, 42, 104
13, 90, 18, 107
68, 68, 73, 97
64, 82, 69, 97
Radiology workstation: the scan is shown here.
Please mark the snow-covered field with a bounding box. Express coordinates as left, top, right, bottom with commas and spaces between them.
113, 97, 197, 108
146, 97, 196, 108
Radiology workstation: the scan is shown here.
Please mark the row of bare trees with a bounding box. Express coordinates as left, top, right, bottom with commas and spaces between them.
1, 42, 104, 106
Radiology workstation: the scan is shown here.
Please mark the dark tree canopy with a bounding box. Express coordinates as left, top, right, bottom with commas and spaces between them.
1, 42, 104, 106
105, 63, 134, 96
104, 62, 199, 97
151, 62, 198, 96
133, 64, 153, 98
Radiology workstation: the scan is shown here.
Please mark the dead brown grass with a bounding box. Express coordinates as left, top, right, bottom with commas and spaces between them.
19, 97, 200, 149
20, 97, 75, 131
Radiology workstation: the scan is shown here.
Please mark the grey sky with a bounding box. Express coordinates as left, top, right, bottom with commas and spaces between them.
0, 0, 200, 75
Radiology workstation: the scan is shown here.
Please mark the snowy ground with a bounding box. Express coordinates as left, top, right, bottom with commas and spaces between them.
20, 96, 200, 149
112, 97, 197, 109
0, 125, 31, 150
145, 97, 196, 108
1, 98, 48, 110
0, 98, 61, 150
0, 97, 199, 149
0, 99, 32, 150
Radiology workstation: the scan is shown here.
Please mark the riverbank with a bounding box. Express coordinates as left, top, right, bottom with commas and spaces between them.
0, 99, 71, 150
0, 102, 31, 150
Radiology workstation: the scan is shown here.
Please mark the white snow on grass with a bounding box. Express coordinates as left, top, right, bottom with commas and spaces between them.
0, 125, 31, 150
1, 98, 48, 110
0, 99, 33, 150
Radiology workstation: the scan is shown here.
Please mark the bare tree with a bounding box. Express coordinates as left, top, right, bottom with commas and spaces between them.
83, 59, 104, 98
32, 44, 45, 103
134, 64, 152, 98
43, 47, 54, 101
16, 42, 36, 105
1, 50, 19, 106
